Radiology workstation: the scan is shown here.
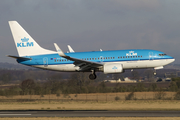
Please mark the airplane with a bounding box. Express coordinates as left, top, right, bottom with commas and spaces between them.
8, 21, 175, 80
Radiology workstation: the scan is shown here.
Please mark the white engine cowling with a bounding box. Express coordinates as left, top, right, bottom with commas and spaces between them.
103, 63, 123, 74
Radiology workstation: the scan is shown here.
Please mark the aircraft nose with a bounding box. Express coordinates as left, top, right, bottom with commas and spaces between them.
170, 58, 175, 63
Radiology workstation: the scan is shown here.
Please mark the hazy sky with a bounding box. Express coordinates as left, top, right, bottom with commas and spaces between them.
0, 0, 180, 64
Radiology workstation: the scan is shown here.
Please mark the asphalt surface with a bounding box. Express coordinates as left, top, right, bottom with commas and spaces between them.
0, 110, 180, 117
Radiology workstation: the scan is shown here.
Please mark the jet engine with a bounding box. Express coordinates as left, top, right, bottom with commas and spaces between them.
103, 63, 123, 74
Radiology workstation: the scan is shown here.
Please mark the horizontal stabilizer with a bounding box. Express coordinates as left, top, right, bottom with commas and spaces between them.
7, 55, 32, 60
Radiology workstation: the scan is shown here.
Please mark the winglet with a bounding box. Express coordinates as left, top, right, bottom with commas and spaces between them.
54, 43, 66, 57
67, 45, 75, 53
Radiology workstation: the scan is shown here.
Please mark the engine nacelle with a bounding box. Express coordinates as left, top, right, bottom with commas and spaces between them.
103, 63, 123, 74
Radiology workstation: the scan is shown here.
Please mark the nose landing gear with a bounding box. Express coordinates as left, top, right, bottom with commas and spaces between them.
154, 71, 157, 76
154, 69, 156, 76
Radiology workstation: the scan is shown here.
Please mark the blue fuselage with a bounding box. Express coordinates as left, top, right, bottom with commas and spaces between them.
17, 49, 174, 72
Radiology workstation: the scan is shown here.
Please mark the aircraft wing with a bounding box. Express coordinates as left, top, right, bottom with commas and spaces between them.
54, 43, 103, 71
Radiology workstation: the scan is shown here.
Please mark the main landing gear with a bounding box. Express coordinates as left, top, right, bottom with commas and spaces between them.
89, 70, 97, 80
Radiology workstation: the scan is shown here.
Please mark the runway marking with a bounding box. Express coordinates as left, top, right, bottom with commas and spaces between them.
0, 114, 31, 116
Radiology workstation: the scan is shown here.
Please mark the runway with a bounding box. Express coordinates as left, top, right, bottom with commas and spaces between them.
0, 110, 180, 117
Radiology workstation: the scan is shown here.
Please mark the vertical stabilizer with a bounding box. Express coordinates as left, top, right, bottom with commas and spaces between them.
8, 21, 56, 56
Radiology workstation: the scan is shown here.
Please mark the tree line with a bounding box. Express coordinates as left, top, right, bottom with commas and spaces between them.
0, 77, 180, 97
0, 68, 179, 84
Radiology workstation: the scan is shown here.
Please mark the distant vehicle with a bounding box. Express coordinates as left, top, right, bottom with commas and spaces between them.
156, 78, 163, 82
8, 21, 175, 80
165, 78, 172, 82
165, 79, 171, 82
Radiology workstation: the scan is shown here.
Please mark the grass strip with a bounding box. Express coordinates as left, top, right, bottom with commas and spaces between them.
0, 100, 180, 111
0, 117, 180, 120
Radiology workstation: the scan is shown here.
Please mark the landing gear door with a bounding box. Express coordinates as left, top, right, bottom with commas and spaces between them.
43, 57, 48, 67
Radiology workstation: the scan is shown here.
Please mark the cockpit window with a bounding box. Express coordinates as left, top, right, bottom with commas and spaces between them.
159, 54, 166, 56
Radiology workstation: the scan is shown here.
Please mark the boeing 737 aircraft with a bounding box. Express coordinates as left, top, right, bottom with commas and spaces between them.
8, 21, 175, 80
